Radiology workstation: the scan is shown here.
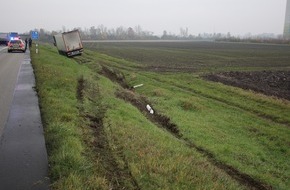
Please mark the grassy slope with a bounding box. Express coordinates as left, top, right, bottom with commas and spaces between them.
31, 45, 109, 189
31, 44, 244, 189
99, 76, 243, 190
31, 42, 290, 189
128, 72, 290, 189
85, 42, 290, 189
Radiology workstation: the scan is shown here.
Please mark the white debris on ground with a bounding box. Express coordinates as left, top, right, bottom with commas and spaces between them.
133, 84, 144, 88
146, 104, 154, 114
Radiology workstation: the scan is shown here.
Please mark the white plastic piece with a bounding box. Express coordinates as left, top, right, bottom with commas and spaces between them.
133, 84, 144, 88
146, 104, 154, 114
146, 104, 151, 111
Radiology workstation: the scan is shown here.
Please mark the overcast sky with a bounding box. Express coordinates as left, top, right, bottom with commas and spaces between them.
0, 0, 287, 36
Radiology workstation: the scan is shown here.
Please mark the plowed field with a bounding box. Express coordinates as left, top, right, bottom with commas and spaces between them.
205, 71, 290, 100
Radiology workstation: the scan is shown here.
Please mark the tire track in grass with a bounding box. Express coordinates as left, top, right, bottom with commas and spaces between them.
77, 76, 140, 190
116, 88, 272, 190
100, 66, 272, 190
148, 74, 290, 128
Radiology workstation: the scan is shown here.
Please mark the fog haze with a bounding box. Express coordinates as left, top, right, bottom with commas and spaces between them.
0, 0, 287, 36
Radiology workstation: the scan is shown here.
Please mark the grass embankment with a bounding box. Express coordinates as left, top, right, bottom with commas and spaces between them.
31, 44, 245, 189
84, 41, 290, 190
127, 72, 290, 189
31, 42, 290, 189
31, 45, 110, 189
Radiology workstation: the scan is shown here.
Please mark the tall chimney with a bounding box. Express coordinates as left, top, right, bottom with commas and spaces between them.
284, 0, 290, 39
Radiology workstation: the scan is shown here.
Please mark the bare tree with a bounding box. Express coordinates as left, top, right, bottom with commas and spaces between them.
128, 27, 135, 39
89, 26, 97, 39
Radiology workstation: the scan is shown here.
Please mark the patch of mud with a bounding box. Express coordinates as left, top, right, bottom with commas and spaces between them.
76, 76, 85, 102
205, 71, 290, 100
100, 66, 131, 89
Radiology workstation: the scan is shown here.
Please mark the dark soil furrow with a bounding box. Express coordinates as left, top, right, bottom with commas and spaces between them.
100, 66, 131, 89
205, 71, 290, 101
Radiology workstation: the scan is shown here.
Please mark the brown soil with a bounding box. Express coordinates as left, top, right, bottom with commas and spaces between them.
100, 66, 131, 89
205, 71, 290, 100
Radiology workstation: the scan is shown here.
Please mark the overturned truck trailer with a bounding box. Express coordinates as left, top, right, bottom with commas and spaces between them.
53, 30, 83, 57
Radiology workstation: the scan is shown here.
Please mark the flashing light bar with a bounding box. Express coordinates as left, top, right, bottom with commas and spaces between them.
10, 37, 20, 40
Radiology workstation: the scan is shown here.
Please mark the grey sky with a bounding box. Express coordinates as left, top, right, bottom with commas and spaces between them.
0, 0, 287, 36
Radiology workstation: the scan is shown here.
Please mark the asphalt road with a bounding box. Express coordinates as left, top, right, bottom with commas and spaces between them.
0, 46, 23, 137
0, 47, 50, 189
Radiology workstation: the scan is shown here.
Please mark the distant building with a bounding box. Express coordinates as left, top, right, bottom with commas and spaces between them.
284, 0, 290, 39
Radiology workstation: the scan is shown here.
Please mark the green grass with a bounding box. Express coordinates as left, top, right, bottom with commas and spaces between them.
31, 42, 290, 189
98, 76, 243, 190
123, 71, 290, 189
31, 44, 110, 189
31, 44, 245, 189
84, 41, 290, 189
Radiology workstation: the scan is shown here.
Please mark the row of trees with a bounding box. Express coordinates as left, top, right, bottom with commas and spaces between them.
27, 25, 290, 44
28, 25, 157, 42
30, 25, 195, 42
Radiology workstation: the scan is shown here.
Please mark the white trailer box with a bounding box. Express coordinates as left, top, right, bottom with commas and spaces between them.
53, 30, 83, 57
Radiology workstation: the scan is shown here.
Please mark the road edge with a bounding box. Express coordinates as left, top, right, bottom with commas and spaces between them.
0, 49, 50, 189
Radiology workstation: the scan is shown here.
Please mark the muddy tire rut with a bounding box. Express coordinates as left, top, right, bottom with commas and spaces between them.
77, 76, 140, 190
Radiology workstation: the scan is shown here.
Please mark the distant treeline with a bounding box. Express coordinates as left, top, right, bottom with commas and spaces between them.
215, 37, 290, 45
25, 25, 290, 45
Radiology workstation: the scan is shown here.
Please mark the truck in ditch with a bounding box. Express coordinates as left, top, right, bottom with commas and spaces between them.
53, 30, 83, 57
